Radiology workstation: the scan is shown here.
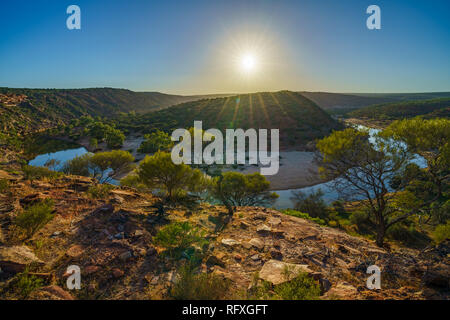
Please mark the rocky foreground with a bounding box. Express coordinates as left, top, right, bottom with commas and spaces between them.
0, 172, 448, 300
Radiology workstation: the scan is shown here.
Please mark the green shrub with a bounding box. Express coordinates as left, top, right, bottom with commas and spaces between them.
169, 264, 229, 300
22, 165, 62, 181
153, 222, 207, 258
15, 269, 44, 298
433, 221, 450, 244
138, 130, 173, 153
15, 199, 55, 239
349, 210, 369, 228
274, 271, 321, 300
290, 189, 329, 220
282, 209, 326, 225
87, 184, 114, 199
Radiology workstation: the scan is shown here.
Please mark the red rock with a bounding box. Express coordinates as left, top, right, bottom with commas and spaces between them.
40, 285, 75, 300
84, 265, 100, 275
66, 245, 84, 258
112, 268, 124, 278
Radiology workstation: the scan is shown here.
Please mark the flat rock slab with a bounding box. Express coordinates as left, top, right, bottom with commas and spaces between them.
259, 259, 314, 285
221, 238, 240, 247
0, 245, 44, 273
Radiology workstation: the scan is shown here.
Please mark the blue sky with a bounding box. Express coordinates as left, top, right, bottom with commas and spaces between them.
0, 0, 449, 94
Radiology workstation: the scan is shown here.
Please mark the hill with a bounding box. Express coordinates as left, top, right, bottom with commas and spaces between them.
299, 91, 450, 111
0, 87, 227, 136
348, 97, 450, 120
113, 91, 344, 148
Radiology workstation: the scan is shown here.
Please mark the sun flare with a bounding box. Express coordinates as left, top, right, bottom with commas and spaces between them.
241, 54, 257, 73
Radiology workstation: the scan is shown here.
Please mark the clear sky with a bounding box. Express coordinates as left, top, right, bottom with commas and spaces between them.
0, 0, 449, 94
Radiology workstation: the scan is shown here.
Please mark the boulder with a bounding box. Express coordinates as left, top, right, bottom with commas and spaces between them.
323, 282, 358, 299
256, 224, 271, 234
259, 260, 314, 285
248, 238, 265, 251
0, 245, 44, 273
84, 265, 100, 275
267, 217, 282, 226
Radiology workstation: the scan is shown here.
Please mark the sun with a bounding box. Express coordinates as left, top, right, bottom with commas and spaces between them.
241, 53, 257, 73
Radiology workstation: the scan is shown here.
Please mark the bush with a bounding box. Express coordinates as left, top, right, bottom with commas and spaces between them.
274, 271, 321, 300
61, 153, 92, 176
15, 269, 44, 298
153, 222, 207, 258
249, 269, 321, 300
290, 189, 328, 220
170, 264, 229, 300
22, 165, 62, 181
349, 210, 369, 228
137, 151, 207, 200
433, 221, 450, 244
87, 184, 114, 199
120, 174, 147, 191
282, 209, 326, 225
138, 130, 173, 153
14, 199, 55, 239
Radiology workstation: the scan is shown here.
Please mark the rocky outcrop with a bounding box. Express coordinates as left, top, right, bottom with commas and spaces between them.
259, 260, 315, 285
0, 246, 44, 273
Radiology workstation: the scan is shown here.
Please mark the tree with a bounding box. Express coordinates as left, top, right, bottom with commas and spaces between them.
136, 151, 207, 200
290, 189, 328, 220
383, 118, 450, 224
105, 127, 125, 149
210, 172, 278, 214
90, 150, 134, 183
88, 121, 109, 140
138, 130, 173, 153
62, 150, 134, 183
316, 127, 412, 246
89, 138, 98, 149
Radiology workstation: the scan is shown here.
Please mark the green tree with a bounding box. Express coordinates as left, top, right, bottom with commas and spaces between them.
316, 127, 412, 246
89, 137, 98, 149
105, 127, 125, 149
138, 130, 173, 153
136, 151, 206, 200
90, 150, 134, 183
210, 172, 278, 214
290, 189, 328, 220
383, 118, 449, 224
62, 150, 134, 183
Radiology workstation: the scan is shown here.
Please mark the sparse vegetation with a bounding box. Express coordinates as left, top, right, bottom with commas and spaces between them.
153, 222, 207, 258
169, 264, 229, 300
14, 199, 55, 239
86, 184, 115, 199
22, 165, 62, 182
